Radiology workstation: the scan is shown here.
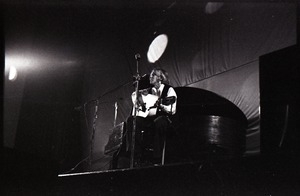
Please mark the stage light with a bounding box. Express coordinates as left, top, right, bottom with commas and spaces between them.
147, 34, 168, 63
8, 66, 17, 81
5, 55, 32, 71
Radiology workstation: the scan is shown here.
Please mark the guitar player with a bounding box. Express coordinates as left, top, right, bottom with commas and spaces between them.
125, 67, 177, 167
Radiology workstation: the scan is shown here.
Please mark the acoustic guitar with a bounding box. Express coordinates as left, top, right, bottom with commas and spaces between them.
132, 93, 175, 117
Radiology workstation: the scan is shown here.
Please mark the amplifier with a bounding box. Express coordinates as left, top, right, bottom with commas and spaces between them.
104, 122, 125, 155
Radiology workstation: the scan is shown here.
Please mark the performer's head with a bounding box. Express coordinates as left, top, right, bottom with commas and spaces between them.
149, 68, 170, 87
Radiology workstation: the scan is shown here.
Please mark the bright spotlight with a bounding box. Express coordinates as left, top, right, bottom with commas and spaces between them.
147, 34, 168, 63
8, 66, 18, 81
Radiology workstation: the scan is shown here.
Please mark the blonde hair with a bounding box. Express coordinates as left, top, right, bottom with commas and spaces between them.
151, 68, 170, 84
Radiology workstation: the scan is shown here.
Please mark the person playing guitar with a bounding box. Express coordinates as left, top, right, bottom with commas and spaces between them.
125, 68, 177, 167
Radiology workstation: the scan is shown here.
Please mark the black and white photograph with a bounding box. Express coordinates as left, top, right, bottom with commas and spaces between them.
2, 0, 299, 195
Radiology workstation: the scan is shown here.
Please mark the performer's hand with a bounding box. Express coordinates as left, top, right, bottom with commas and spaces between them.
140, 89, 149, 95
159, 104, 166, 112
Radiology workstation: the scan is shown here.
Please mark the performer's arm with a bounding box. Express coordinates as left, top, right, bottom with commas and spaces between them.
159, 87, 177, 115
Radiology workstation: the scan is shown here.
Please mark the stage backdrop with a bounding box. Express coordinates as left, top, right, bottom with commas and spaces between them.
81, 3, 296, 171
3, 2, 296, 172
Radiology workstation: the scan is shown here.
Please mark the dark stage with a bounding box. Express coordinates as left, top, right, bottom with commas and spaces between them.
58, 156, 300, 196
3, 149, 300, 195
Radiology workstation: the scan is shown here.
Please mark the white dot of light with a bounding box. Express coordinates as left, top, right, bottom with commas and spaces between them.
5, 55, 32, 81
147, 34, 168, 63
8, 66, 18, 81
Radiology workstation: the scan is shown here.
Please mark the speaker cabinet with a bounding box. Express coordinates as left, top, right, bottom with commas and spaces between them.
104, 122, 125, 155
259, 45, 300, 157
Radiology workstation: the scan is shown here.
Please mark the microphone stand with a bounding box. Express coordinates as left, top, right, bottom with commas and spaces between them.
130, 53, 141, 168
71, 80, 132, 171
89, 99, 99, 168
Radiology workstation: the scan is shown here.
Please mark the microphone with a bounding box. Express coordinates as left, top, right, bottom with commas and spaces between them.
135, 53, 141, 60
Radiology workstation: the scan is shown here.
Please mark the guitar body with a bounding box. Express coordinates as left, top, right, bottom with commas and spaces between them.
132, 94, 159, 117
131, 90, 176, 118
